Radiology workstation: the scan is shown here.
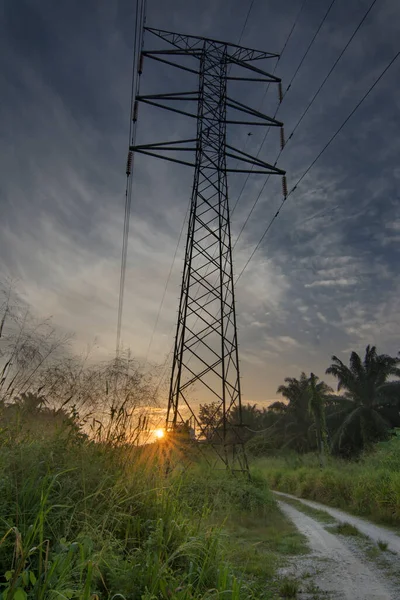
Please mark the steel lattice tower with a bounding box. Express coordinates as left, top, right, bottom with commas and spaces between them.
130, 28, 286, 469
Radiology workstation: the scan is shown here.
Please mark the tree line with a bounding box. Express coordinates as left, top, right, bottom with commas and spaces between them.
2, 283, 400, 457
198, 345, 400, 459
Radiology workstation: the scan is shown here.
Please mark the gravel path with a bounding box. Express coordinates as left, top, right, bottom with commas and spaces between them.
275, 492, 400, 600
274, 490, 400, 553
278, 500, 395, 600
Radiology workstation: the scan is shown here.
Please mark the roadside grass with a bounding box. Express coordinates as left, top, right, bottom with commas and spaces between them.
330, 522, 363, 537
195, 466, 309, 598
279, 574, 329, 600
0, 433, 307, 599
278, 578, 299, 598
377, 540, 389, 551
274, 496, 335, 525
256, 436, 400, 527
224, 505, 308, 586
361, 539, 400, 587
303, 580, 329, 599
366, 546, 381, 560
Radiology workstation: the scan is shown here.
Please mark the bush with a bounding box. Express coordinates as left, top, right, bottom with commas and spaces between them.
177, 465, 275, 517
258, 438, 400, 526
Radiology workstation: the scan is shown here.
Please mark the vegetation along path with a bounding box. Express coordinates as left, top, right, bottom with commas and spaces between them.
275, 493, 400, 599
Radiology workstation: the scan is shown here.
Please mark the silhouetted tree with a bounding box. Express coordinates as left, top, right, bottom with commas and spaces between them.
309, 373, 332, 466
326, 345, 400, 456
1, 392, 81, 442
277, 373, 314, 452
198, 401, 223, 440
268, 401, 287, 414
276, 372, 332, 454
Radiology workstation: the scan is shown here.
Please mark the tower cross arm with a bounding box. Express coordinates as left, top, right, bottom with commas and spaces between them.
144, 27, 279, 61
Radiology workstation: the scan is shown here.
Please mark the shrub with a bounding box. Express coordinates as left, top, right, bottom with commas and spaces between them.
258, 440, 400, 526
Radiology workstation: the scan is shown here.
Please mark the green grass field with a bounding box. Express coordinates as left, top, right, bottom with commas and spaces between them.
0, 432, 307, 600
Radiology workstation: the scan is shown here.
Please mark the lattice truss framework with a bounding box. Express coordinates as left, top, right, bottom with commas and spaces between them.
130, 28, 286, 467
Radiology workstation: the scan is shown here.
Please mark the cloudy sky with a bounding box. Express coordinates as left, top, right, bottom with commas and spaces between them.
1, 0, 400, 407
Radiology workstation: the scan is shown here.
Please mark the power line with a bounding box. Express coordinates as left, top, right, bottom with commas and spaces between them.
116, 1, 141, 356
237, 0, 256, 46
287, 0, 378, 143
235, 47, 400, 283
285, 0, 337, 94
116, 0, 147, 355
190, 0, 306, 299
230, 0, 308, 217
230, 0, 333, 221
289, 49, 400, 192
231, 0, 338, 226
281, 0, 308, 56
232, 0, 377, 249
190, 0, 308, 295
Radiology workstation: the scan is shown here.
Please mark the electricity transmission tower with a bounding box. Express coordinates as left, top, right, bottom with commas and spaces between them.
130, 28, 286, 469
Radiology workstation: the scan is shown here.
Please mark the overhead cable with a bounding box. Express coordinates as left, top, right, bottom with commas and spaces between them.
232, 0, 378, 248
236, 0, 256, 46
235, 47, 400, 283
116, 0, 147, 355
230, 0, 308, 216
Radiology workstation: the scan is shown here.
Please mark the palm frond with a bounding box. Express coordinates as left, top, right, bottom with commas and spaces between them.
375, 381, 400, 405
326, 361, 355, 394
368, 408, 390, 433
350, 351, 364, 379
331, 405, 364, 450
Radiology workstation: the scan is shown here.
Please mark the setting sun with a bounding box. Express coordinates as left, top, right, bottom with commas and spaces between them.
155, 428, 165, 440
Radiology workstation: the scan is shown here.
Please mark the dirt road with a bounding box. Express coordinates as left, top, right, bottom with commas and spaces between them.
274, 490, 400, 553
275, 493, 400, 600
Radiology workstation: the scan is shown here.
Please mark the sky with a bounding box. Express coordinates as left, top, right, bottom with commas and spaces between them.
1, 0, 400, 408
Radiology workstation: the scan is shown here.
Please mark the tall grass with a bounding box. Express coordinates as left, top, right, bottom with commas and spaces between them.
258, 435, 400, 526
0, 429, 278, 600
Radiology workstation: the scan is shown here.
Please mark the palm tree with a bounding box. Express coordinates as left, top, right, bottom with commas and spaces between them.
277, 373, 314, 452
277, 373, 332, 456
198, 401, 223, 440
268, 401, 287, 414
326, 345, 400, 456
309, 373, 332, 467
